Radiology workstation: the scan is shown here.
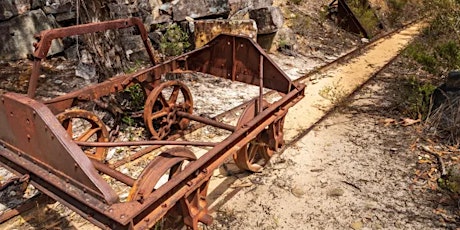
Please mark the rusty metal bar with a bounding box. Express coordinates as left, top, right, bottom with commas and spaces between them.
0, 194, 50, 224
29, 18, 155, 99
75, 140, 217, 148
176, 111, 236, 132
109, 145, 160, 169
91, 160, 135, 186
258, 54, 264, 114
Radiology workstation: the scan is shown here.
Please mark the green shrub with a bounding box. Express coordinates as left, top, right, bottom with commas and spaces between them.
290, 13, 312, 36
405, 44, 438, 74
346, 0, 380, 38
435, 41, 460, 70
159, 24, 191, 57
398, 76, 436, 120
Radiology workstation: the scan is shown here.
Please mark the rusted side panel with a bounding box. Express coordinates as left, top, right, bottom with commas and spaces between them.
186, 34, 292, 94
194, 19, 258, 48
0, 93, 118, 204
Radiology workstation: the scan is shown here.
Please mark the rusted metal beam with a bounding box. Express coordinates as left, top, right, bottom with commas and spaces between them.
176, 111, 236, 132
91, 160, 135, 187
75, 140, 217, 148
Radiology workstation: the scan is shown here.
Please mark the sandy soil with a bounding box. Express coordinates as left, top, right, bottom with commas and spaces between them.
208, 70, 458, 229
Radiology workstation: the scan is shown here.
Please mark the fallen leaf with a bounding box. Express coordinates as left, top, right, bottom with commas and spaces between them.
350, 221, 363, 230
381, 118, 396, 126
400, 118, 421, 126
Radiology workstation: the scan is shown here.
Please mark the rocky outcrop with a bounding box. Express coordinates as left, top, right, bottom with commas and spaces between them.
249, 6, 283, 34
0, 9, 63, 60
172, 0, 230, 21
0, 0, 285, 61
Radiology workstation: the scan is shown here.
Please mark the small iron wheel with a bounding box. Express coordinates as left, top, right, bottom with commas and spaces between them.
144, 81, 193, 140
56, 109, 109, 162
128, 147, 196, 202
233, 99, 273, 172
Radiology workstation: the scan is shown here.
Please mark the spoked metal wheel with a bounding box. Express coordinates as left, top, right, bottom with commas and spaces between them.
233, 99, 273, 172
56, 109, 109, 162
143, 81, 193, 140
128, 147, 197, 202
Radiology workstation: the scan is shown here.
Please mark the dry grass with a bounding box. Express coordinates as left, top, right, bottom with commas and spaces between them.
426, 95, 460, 145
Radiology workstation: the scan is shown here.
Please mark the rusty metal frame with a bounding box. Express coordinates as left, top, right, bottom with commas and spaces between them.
0, 18, 305, 229
329, 0, 382, 38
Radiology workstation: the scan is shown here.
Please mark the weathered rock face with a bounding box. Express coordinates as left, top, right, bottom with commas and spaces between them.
228, 0, 273, 12
0, 1, 17, 21
0, 9, 63, 60
0, 0, 284, 61
194, 19, 257, 48
0, 0, 36, 21
249, 6, 283, 34
172, 0, 230, 21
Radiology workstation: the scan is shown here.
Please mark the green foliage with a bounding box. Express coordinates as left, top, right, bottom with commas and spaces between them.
159, 24, 191, 57
122, 116, 135, 126
125, 60, 144, 74
124, 83, 145, 110
290, 13, 312, 36
435, 41, 460, 70
399, 76, 436, 120
406, 0, 460, 74
346, 0, 380, 38
388, 0, 407, 11
405, 44, 438, 73
405, 41, 460, 74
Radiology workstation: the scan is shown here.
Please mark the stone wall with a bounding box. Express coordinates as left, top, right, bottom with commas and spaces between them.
0, 0, 284, 61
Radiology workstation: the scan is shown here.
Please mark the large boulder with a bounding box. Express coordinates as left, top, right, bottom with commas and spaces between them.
252, 0, 273, 9
0, 9, 63, 60
172, 0, 230, 21
193, 19, 257, 48
43, 0, 73, 14
0, 1, 17, 21
228, 0, 273, 15
0, 0, 34, 21
249, 6, 283, 34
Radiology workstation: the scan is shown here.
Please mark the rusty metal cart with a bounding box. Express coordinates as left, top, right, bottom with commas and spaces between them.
0, 18, 305, 229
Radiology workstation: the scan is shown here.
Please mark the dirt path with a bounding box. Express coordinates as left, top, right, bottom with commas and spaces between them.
202, 23, 444, 229
207, 21, 458, 229
209, 71, 448, 229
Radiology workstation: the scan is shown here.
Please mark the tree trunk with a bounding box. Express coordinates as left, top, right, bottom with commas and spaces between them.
78, 0, 130, 81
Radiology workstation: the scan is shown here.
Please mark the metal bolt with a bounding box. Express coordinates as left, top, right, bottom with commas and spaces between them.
162, 203, 167, 208
26, 119, 30, 125
187, 181, 193, 186
108, 208, 113, 213
202, 168, 208, 174
120, 214, 125, 219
